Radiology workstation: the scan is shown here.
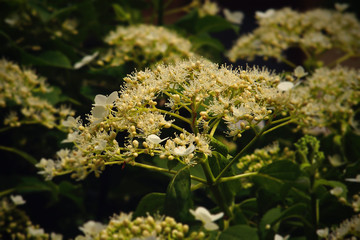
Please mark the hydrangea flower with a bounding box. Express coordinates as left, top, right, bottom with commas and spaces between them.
10, 195, 26, 205
190, 206, 224, 231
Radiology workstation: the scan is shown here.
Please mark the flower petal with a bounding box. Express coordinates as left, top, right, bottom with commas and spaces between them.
204, 222, 219, 231
94, 94, 107, 106
106, 91, 118, 104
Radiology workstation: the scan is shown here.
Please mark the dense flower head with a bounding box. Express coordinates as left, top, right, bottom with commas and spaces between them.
227, 7, 360, 63
100, 24, 195, 68
37, 58, 294, 180
0, 59, 75, 129
79, 213, 206, 240
289, 66, 360, 134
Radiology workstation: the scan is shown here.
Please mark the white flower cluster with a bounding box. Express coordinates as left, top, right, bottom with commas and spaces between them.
101, 24, 194, 68
289, 66, 360, 134
321, 214, 360, 239
0, 59, 75, 129
37, 58, 294, 180
227, 7, 360, 63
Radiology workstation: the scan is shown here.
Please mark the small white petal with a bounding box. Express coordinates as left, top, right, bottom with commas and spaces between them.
204, 222, 219, 231
209, 211, 224, 222
74, 52, 98, 69
10, 195, 26, 205
330, 187, 343, 197
91, 106, 108, 119
345, 174, 360, 182
146, 134, 167, 144
94, 94, 107, 106
223, 9, 244, 25
335, 3, 349, 12
106, 91, 118, 104
277, 81, 294, 91
316, 228, 329, 238
256, 9, 275, 19
294, 66, 308, 78
79, 220, 106, 236
173, 144, 195, 156
274, 234, 290, 240
50, 232, 63, 240
190, 206, 224, 231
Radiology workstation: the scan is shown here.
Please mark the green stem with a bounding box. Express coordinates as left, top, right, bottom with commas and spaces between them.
0, 126, 13, 133
0, 145, 37, 165
0, 188, 15, 197
209, 118, 221, 137
214, 132, 263, 184
262, 119, 294, 136
156, 108, 192, 125
218, 172, 258, 183
279, 57, 297, 68
327, 53, 354, 68
299, 45, 311, 59
191, 182, 205, 191
132, 162, 207, 184
199, 157, 233, 220
270, 116, 292, 125
170, 123, 186, 133
191, 97, 199, 135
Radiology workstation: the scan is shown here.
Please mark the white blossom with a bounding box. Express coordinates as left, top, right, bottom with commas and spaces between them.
335, 3, 349, 12
10, 195, 26, 205
189, 206, 224, 231
294, 66, 308, 78
223, 9, 244, 24
316, 228, 329, 238
146, 134, 168, 144
93, 91, 118, 107
173, 144, 196, 156
345, 174, 360, 183
74, 52, 99, 69
256, 9, 275, 19
277, 81, 294, 91
274, 234, 290, 240
330, 187, 343, 197
50, 232, 63, 240
79, 220, 106, 237
27, 226, 45, 236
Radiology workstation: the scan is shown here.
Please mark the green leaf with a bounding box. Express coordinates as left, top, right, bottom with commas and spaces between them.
209, 136, 228, 157
16, 176, 58, 194
35, 86, 67, 105
219, 225, 259, 240
21, 50, 72, 69
258, 160, 301, 181
253, 161, 302, 197
195, 15, 239, 34
0, 145, 37, 165
113, 4, 132, 22
38, 51, 72, 68
314, 179, 348, 198
58, 181, 83, 210
208, 152, 237, 205
133, 192, 165, 218
167, 159, 179, 171
164, 167, 192, 221
190, 34, 225, 52
28, 1, 52, 22
174, 9, 198, 33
